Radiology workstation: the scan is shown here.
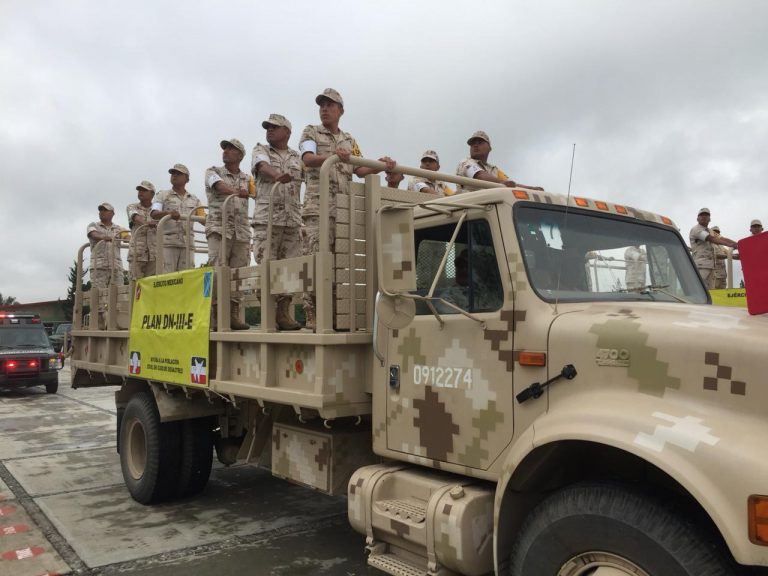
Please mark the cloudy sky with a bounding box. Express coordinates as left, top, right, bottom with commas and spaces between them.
1, 0, 766, 303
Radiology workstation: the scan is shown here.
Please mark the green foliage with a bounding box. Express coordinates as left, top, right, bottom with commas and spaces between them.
0, 293, 18, 305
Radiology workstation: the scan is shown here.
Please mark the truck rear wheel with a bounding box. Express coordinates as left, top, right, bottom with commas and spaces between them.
508, 483, 736, 576
177, 417, 214, 498
45, 381, 58, 394
119, 391, 181, 504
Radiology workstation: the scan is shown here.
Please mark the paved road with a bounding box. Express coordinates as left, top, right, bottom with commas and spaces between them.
0, 362, 379, 576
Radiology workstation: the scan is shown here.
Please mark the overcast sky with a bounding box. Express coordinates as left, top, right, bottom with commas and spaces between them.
1, 0, 766, 303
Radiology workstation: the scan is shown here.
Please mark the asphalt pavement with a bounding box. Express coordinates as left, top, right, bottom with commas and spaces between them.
0, 362, 379, 576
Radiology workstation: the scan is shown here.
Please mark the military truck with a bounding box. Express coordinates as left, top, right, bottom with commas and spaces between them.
70, 157, 768, 576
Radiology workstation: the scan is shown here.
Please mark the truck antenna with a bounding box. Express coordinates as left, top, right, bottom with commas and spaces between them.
554, 143, 576, 315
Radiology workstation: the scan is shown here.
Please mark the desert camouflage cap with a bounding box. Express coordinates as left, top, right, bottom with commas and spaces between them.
315, 88, 344, 106
467, 130, 491, 145
262, 113, 292, 132
698, 207, 711, 215
750, 219, 762, 227
168, 163, 189, 176
136, 180, 155, 192
421, 149, 439, 162
98, 202, 115, 211
220, 138, 245, 155
711, 225, 720, 232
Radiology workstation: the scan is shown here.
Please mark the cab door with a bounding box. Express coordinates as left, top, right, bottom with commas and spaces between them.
382, 212, 517, 471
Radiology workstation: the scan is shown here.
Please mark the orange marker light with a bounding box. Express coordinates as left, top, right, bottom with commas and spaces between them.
518, 351, 547, 367
513, 190, 529, 200
595, 201, 608, 211
661, 216, 673, 225
574, 197, 589, 207
749, 495, 768, 545
615, 205, 628, 214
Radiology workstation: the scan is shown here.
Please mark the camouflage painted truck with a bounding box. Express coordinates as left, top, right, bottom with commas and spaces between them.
70, 156, 768, 576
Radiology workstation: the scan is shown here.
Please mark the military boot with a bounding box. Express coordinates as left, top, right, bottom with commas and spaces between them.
303, 303, 316, 331
276, 297, 300, 331
230, 302, 250, 331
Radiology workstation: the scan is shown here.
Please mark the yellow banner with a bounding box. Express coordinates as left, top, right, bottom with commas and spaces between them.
709, 288, 747, 308
128, 267, 213, 387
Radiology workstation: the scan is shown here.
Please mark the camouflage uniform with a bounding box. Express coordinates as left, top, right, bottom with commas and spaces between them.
151, 188, 202, 271
205, 165, 251, 267
251, 143, 303, 265
299, 124, 362, 251
713, 243, 728, 289
624, 245, 647, 290
407, 177, 454, 196
689, 223, 717, 289
455, 158, 507, 194
126, 202, 156, 280
87, 221, 125, 289
299, 124, 363, 316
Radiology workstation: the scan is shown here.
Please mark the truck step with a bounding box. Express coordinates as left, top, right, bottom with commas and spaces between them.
368, 552, 427, 576
375, 498, 426, 523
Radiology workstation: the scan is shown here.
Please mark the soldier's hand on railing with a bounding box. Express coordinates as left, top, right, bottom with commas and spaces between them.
276, 172, 293, 184
237, 186, 249, 199
380, 157, 397, 172
170, 210, 181, 220
336, 147, 352, 161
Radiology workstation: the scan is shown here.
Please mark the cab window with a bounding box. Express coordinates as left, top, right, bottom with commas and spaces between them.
413, 219, 503, 314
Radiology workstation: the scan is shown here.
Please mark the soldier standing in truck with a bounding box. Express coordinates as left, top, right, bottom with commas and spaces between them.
623, 245, 647, 290
298, 87, 396, 329
87, 202, 126, 289
407, 150, 454, 196
205, 138, 252, 330
689, 207, 737, 289
151, 163, 201, 273
251, 114, 302, 331
455, 130, 543, 194
127, 180, 157, 280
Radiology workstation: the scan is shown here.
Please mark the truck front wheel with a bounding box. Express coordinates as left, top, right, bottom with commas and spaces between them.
508, 483, 736, 576
119, 391, 180, 504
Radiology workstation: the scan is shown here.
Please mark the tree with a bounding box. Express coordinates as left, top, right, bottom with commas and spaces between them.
63, 260, 90, 321
0, 293, 18, 305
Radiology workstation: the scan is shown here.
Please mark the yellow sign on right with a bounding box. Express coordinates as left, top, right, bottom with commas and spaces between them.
709, 288, 747, 307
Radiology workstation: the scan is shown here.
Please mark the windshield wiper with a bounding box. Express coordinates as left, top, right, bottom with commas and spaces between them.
15, 344, 48, 348
616, 284, 690, 303
639, 285, 690, 303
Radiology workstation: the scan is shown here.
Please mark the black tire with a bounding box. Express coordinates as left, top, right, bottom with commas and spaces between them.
45, 381, 58, 394
509, 483, 736, 576
176, 417, 214, 498
119, 391, 181, 504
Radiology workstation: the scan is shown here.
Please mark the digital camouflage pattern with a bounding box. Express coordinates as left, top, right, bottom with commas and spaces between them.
454, 157, 506, 194
299, 124, 362, 219
87, 221, 126, 269
126, 202, 156, 263
269, 255, 314, 295
251, 143, 303, 227
152, 189, 202, 248
407, 176, 453, 196
204, 165, 251, 240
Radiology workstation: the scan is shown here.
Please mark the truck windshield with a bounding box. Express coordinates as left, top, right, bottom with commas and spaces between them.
514, 204, 709, 304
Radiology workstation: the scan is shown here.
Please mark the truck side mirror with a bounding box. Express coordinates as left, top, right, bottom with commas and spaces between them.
378, 207, 416, 293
